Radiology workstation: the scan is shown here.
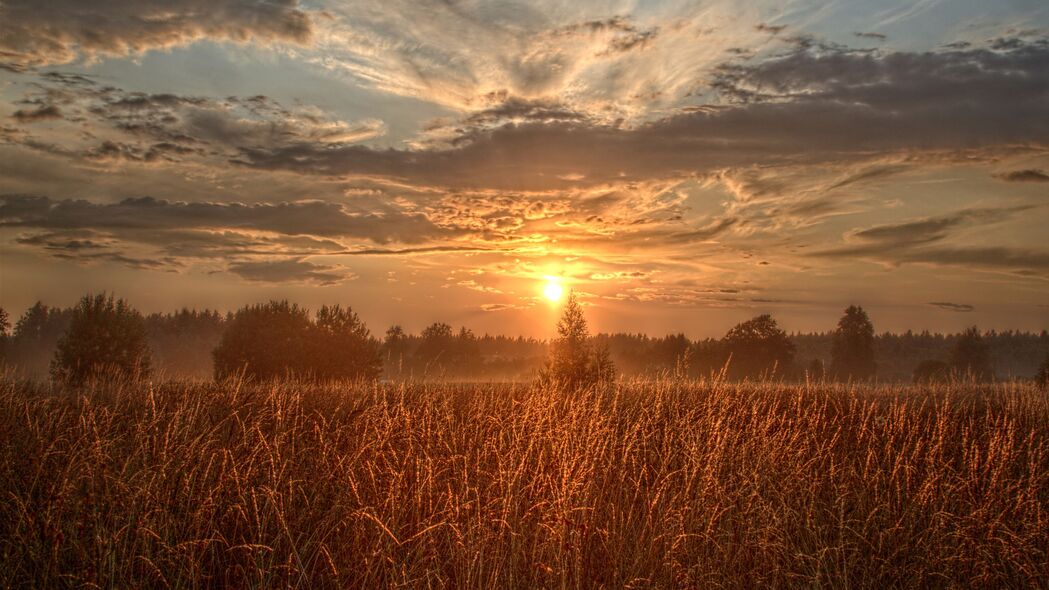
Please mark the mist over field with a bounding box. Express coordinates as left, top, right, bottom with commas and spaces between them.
3, 299, 1047, 383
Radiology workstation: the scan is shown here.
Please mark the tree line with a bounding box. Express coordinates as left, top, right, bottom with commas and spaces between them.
1, 296, 1047, 386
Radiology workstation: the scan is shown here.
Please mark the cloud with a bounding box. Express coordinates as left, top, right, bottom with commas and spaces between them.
15, 229, 111, 251
755, 24, 787, 35
226, 259, 353, 286
11, 105, 63, 123
11, 229, 352, 284
854, 32, 887, 41
711, 162, 902, 233
589, 270, 650, 280
712, 38, 1049, 110
480, 302, 530, 312
233, 40, 1049, 191
0, 195, 450, 244
843, 205, 1032, 246
315, 3, 716, 116
0, 0, 314, 67
846, 207, 1025, 247
546, 16, 661, 57
895, 247, 1049, 275
993, 169, 1049, 183
1, 24, 1047, 310
340, 245, 506, 256
10, 40, 1048, 195
929, 302, 974, 312
463, 96, 590, 128
814, 206, 1049, 277
0, 194, 472, 282
2, 76, 385, 167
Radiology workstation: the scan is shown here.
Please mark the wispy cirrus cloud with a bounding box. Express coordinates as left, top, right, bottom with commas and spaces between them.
313, 2, 687, 115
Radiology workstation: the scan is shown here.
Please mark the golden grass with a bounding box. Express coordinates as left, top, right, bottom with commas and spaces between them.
1, 378, 1047, 588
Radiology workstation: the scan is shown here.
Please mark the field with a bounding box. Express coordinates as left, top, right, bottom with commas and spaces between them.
1, 378, 1047, 588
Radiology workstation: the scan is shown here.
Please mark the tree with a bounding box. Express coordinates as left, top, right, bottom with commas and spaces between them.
312, 305, 382, 380
51, 294, 151, 385
0, 307, 9, 365
807, 358, 826, 381
383, 325, 409, 376
8, 302, 73, 377
830, 305, 876, 380
213, 301, 313, 380
416, 322, 455, 373
451, 326, 481, 372
213, 302, 382, 381
591, 345, 617, 384
542, 293, 615, 387
722, 314, 795, 379
146, 308, 225, 378
913, 359, 950, 384
949, 326, 993, 380
411, 323, 483, 376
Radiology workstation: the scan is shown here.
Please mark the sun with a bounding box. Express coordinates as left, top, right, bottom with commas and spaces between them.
543, 280, 564, 302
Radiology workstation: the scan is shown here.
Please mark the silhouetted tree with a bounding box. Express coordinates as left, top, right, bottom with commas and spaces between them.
949, 326, 993, 380
1036, 353, 1049, 388
807, 358, 826, 381
51, 294, 151, 385
213, 301, 313, 380
312, 304, 381, 380
454, 327, 481, 367
0, 307, 9, 365
145, 308, 225, 378
383, 325, 409, 376
722, 314, 795, 379
416, 322, 455, 374
8, 302, 73, 377
542, 293, 615, 387
913, 359, 950, 384
546, 294, 592, 383
213, 302, 381, 381
591, 345, 616, 384
830, 305, 876, 380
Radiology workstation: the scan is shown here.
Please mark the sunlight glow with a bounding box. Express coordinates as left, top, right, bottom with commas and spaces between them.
543, 280, 564, 302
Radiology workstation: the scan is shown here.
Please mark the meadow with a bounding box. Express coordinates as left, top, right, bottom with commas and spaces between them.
1, 378, 1047, 588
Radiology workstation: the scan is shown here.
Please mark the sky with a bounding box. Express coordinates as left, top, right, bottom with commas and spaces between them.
1, 0, 1048, 338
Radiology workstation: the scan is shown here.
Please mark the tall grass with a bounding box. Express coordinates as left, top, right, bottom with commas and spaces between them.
1, 377, 1046, 588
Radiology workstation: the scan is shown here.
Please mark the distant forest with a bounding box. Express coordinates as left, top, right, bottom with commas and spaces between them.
2, 300, 1048, 382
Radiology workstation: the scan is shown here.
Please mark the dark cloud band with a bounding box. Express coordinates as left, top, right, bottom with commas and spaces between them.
232, 41, 1049, 190
0, 0, 314, 67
